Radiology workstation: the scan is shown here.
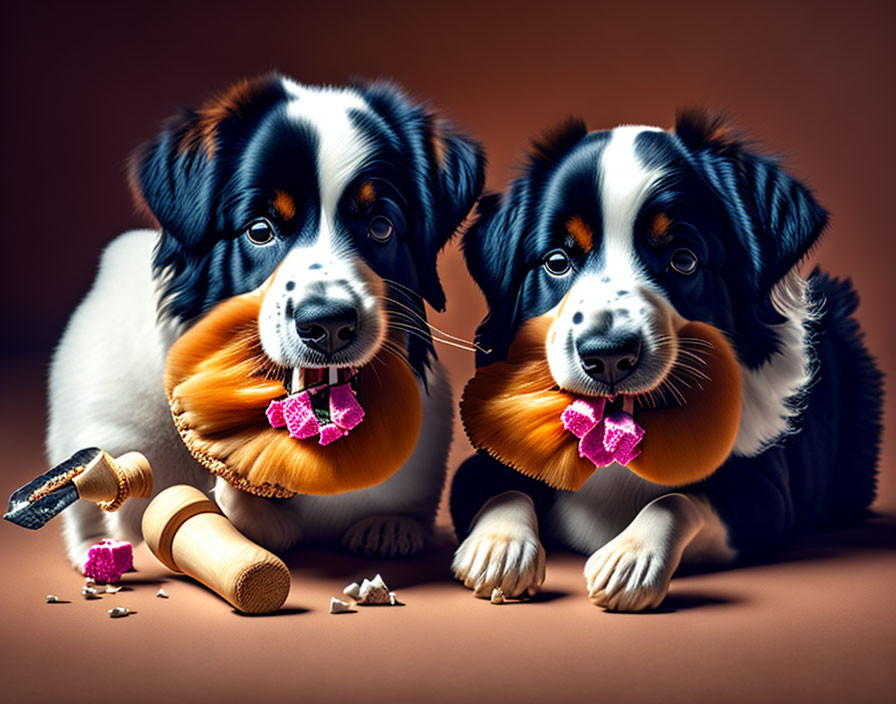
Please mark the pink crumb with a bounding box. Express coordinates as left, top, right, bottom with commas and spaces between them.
563, 399, 645, 468
84, 539, 133, 583
561, 398, 605, 438
601, 411, 645, 465
329, 383, 365, 430
578, 421, 616, 466
265, 399, 286, 428
282, 391, 321, 439
318, 423, 347, 445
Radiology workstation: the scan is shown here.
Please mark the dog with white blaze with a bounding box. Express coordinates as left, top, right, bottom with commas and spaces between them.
48, 74, 484, 569
451, 112, 883, 611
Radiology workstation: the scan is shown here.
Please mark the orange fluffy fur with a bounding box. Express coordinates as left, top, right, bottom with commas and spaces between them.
461, 315, 742, 490
165, 290, 422, 497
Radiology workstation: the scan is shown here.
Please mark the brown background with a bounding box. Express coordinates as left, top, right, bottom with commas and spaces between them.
1, 1, 894, 702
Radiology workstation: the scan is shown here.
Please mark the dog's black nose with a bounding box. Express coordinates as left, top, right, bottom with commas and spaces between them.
577, 333, 642, 386
294, 302, 359, 356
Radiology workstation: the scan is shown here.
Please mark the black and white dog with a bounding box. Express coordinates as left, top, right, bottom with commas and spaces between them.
48, 74, 484, 569
451, 112, 882, 610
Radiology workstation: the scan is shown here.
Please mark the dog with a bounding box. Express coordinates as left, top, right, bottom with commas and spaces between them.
47, 73, 484, 569
450, 111, 883, 611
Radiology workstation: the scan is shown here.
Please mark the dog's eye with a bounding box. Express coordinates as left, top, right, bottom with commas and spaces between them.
368, 216, 394, 244
670, 248, 698, 275
246, 219, 275, 245
544, 249, 571, 276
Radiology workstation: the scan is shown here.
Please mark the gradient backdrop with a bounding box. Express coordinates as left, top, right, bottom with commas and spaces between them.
1, 1, 894, 703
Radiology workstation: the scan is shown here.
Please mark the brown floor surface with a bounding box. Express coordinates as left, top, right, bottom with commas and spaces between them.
2, 361, 895, 704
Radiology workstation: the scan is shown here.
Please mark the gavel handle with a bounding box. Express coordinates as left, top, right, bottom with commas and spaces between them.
142, 485, 290, 614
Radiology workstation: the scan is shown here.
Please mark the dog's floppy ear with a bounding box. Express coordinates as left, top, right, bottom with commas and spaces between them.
462, 192, 516, 363
676, 109, 828, 290
129, 74, 286, 248
420, 116, 486, 310
463, 119, 588, 362
527, 117, 589, 175
464, 118, 588, 305
357, 81, 485, 311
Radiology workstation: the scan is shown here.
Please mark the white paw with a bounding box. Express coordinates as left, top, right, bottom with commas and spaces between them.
452, 530, 546, 599
341, 515, 427, 558
584, 534, 677, 612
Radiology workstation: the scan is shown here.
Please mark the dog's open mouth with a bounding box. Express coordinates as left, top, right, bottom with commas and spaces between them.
460, 317, 744, 490
266, 366, 365, 445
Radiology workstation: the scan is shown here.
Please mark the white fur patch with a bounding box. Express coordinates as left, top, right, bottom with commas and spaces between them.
733, 270, 816, 456
282, 78, 373, 249
598, 125, 664, 260
545, 126, 670, 397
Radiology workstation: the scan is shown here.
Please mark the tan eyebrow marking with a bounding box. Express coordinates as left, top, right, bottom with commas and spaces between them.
356, 180, 376, 208
273, 190, 296, 220
565, 215, 593, 253
649, 212, 673, 246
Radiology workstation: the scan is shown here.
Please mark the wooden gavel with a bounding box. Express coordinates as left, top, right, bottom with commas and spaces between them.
142, 485, 290, 614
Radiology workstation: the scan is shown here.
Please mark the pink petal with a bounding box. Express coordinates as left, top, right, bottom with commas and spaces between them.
329, 383, 365, 430
318, 423, 347, 445
266, 399, 286, 428
578, 421, 616, 467
283, 392, 321, 439
561, 398, 606, 438
602, 411, 645, 466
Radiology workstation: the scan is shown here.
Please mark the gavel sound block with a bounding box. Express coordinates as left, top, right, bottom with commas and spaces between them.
142, 485, 290, 614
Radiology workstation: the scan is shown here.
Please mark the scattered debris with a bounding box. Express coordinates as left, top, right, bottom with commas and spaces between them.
46, 594, 60, 604
356, 574, 392, 605
490, 588, 505, 605
81, 584, 101, 600
329, 597, 354, 614
156, 588, 169, 599
105, 585, 122, 594
342, 574, 402, 606
107, 606, 131, 619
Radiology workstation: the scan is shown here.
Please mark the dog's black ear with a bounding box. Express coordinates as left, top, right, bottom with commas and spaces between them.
462, 192, 519, 363
465, 118, 589, 304
463, 119, 589, 362
129, 74, 286, 248
356, 81, 486, 312
422, 116, 486, 310
462, 193, 514, 310
528, 117, 589, 174
676, 109, 828, 289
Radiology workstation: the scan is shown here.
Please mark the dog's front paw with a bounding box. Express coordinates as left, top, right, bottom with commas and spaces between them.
452, 491, 546, 598
452, 529, 546, 598
584, 534, 677, 612
341, 515, 427, 558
